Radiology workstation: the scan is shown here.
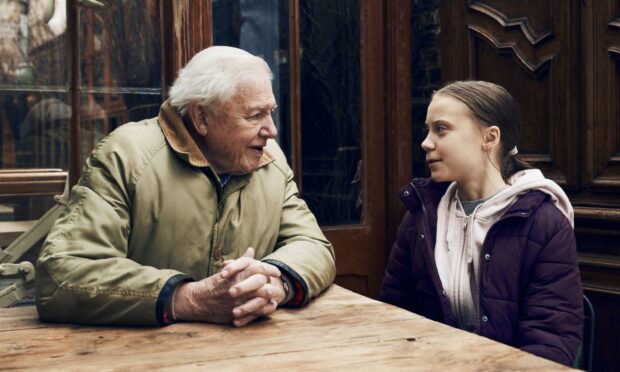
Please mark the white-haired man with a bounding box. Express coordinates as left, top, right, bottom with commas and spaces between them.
35, 46, 336, 327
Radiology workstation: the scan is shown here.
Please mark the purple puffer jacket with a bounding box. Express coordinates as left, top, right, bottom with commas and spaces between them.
380, 178, 583, 366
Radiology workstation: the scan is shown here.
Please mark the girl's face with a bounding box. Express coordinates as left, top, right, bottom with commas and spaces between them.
422, 94, 489, 184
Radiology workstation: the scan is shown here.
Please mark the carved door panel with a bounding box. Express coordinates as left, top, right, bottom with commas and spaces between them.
441, 1, 620, 370
441, 0, 578, 188
590, 2, 620, 189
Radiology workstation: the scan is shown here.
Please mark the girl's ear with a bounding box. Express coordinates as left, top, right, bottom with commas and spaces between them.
482, 125, 501, 151
186, 101, 209, 136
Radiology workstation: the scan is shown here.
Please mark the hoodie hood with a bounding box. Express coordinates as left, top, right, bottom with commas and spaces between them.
479, 169, 574, 228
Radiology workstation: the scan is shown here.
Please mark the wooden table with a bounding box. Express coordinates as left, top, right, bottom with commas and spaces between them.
0, 285, 571, 371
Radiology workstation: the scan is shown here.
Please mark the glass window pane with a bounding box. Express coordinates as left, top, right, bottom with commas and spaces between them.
78, 0, 163, 158
299, 1, 361, 226
79, 92, 161, 162
212, 0, 291, 159
0, 1, 70, 243
1, 0, 70, 171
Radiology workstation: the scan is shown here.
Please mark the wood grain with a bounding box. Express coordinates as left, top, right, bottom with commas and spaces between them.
0, 286, 570, 371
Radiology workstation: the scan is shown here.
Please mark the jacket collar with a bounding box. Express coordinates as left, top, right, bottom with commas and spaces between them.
400, 178, 450, 214
157, 100, 275, 170
400, 178, 549, 220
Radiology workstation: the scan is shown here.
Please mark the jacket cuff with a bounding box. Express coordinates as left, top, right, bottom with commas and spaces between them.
156, 274, 193, 325
262, 259, 308, 307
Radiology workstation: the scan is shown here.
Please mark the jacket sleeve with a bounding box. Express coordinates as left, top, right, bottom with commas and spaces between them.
379, 212, 417, 312
261, 157, 336, 307
35, 131, 186, 326
517, 219, 583, 366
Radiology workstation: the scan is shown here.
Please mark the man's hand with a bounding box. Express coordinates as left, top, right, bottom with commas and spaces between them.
173, 248, 285, 326
229, 274, 288, 327
223, 248, 288, 326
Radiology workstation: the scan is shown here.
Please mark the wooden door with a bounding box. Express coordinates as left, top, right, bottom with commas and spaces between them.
170, 0, 412, 298
440, 1, 620, 369
441, 0, 579, 187
578, 1, 620, 370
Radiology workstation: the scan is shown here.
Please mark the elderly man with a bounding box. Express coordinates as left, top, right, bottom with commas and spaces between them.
35, 46, 336, 327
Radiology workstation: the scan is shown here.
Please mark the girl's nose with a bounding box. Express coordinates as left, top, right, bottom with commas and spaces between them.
421, 135, 434, 152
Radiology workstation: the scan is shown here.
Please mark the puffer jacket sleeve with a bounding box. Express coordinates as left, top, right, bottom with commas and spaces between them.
36, 126, 185, 326
261, 145, 336, 306
379, 212, 417, 312
517, 217, 583, 366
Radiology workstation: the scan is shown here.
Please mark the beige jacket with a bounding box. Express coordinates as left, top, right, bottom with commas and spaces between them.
36, 101, 336, 325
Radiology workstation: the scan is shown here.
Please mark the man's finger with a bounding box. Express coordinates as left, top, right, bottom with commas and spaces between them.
220, 256, 253, 279
232, 296, 271, 318
254, 283, 284, 303
241, 247, 255, 258
222, 259, 281, 281
219, 248, 256, 278
233, 314, 259, 327
229, 273, 268, 297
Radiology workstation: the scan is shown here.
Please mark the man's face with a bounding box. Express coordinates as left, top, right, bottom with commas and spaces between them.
202, 77, 278, 175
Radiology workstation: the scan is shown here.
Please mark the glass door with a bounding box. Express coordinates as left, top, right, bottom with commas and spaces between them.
212, 0, 387, 296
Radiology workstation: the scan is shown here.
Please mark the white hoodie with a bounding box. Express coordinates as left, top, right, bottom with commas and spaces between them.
434, 169, 574, 331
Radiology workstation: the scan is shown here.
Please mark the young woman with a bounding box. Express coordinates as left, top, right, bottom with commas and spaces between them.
380, 81, 583, 366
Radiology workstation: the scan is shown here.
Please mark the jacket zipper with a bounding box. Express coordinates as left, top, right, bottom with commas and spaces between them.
207, 194, 224, 277
456, 214, 470, 327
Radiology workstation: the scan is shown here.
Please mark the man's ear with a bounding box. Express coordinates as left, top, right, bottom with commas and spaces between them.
186, 101, 208, 136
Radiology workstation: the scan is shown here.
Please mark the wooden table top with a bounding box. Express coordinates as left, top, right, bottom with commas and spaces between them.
0, 285, 571, 371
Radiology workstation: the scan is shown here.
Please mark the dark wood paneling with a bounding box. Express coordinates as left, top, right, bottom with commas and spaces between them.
443, 0, 578, 187
591, 3, 620, 189
384, 0, 412, 262
167, 0, 212, 76
67, 0, 81, 187
584, 290, 620, 371
441, 1, 620, 370
288, 0, 302, 188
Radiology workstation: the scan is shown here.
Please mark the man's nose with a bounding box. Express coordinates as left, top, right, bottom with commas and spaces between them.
260, 116, 278, 139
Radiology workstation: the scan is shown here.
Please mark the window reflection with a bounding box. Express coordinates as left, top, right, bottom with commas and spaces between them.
212, 0, 362, 226
0, 0, 69, 171
0, 0, 162, 225
212, 0, 291, 158
300, 1, 362, 226
0, 0, 70, 227
78, 0, 162, 159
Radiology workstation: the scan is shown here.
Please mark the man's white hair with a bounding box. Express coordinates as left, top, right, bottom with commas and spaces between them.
168, 46, 272, 115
